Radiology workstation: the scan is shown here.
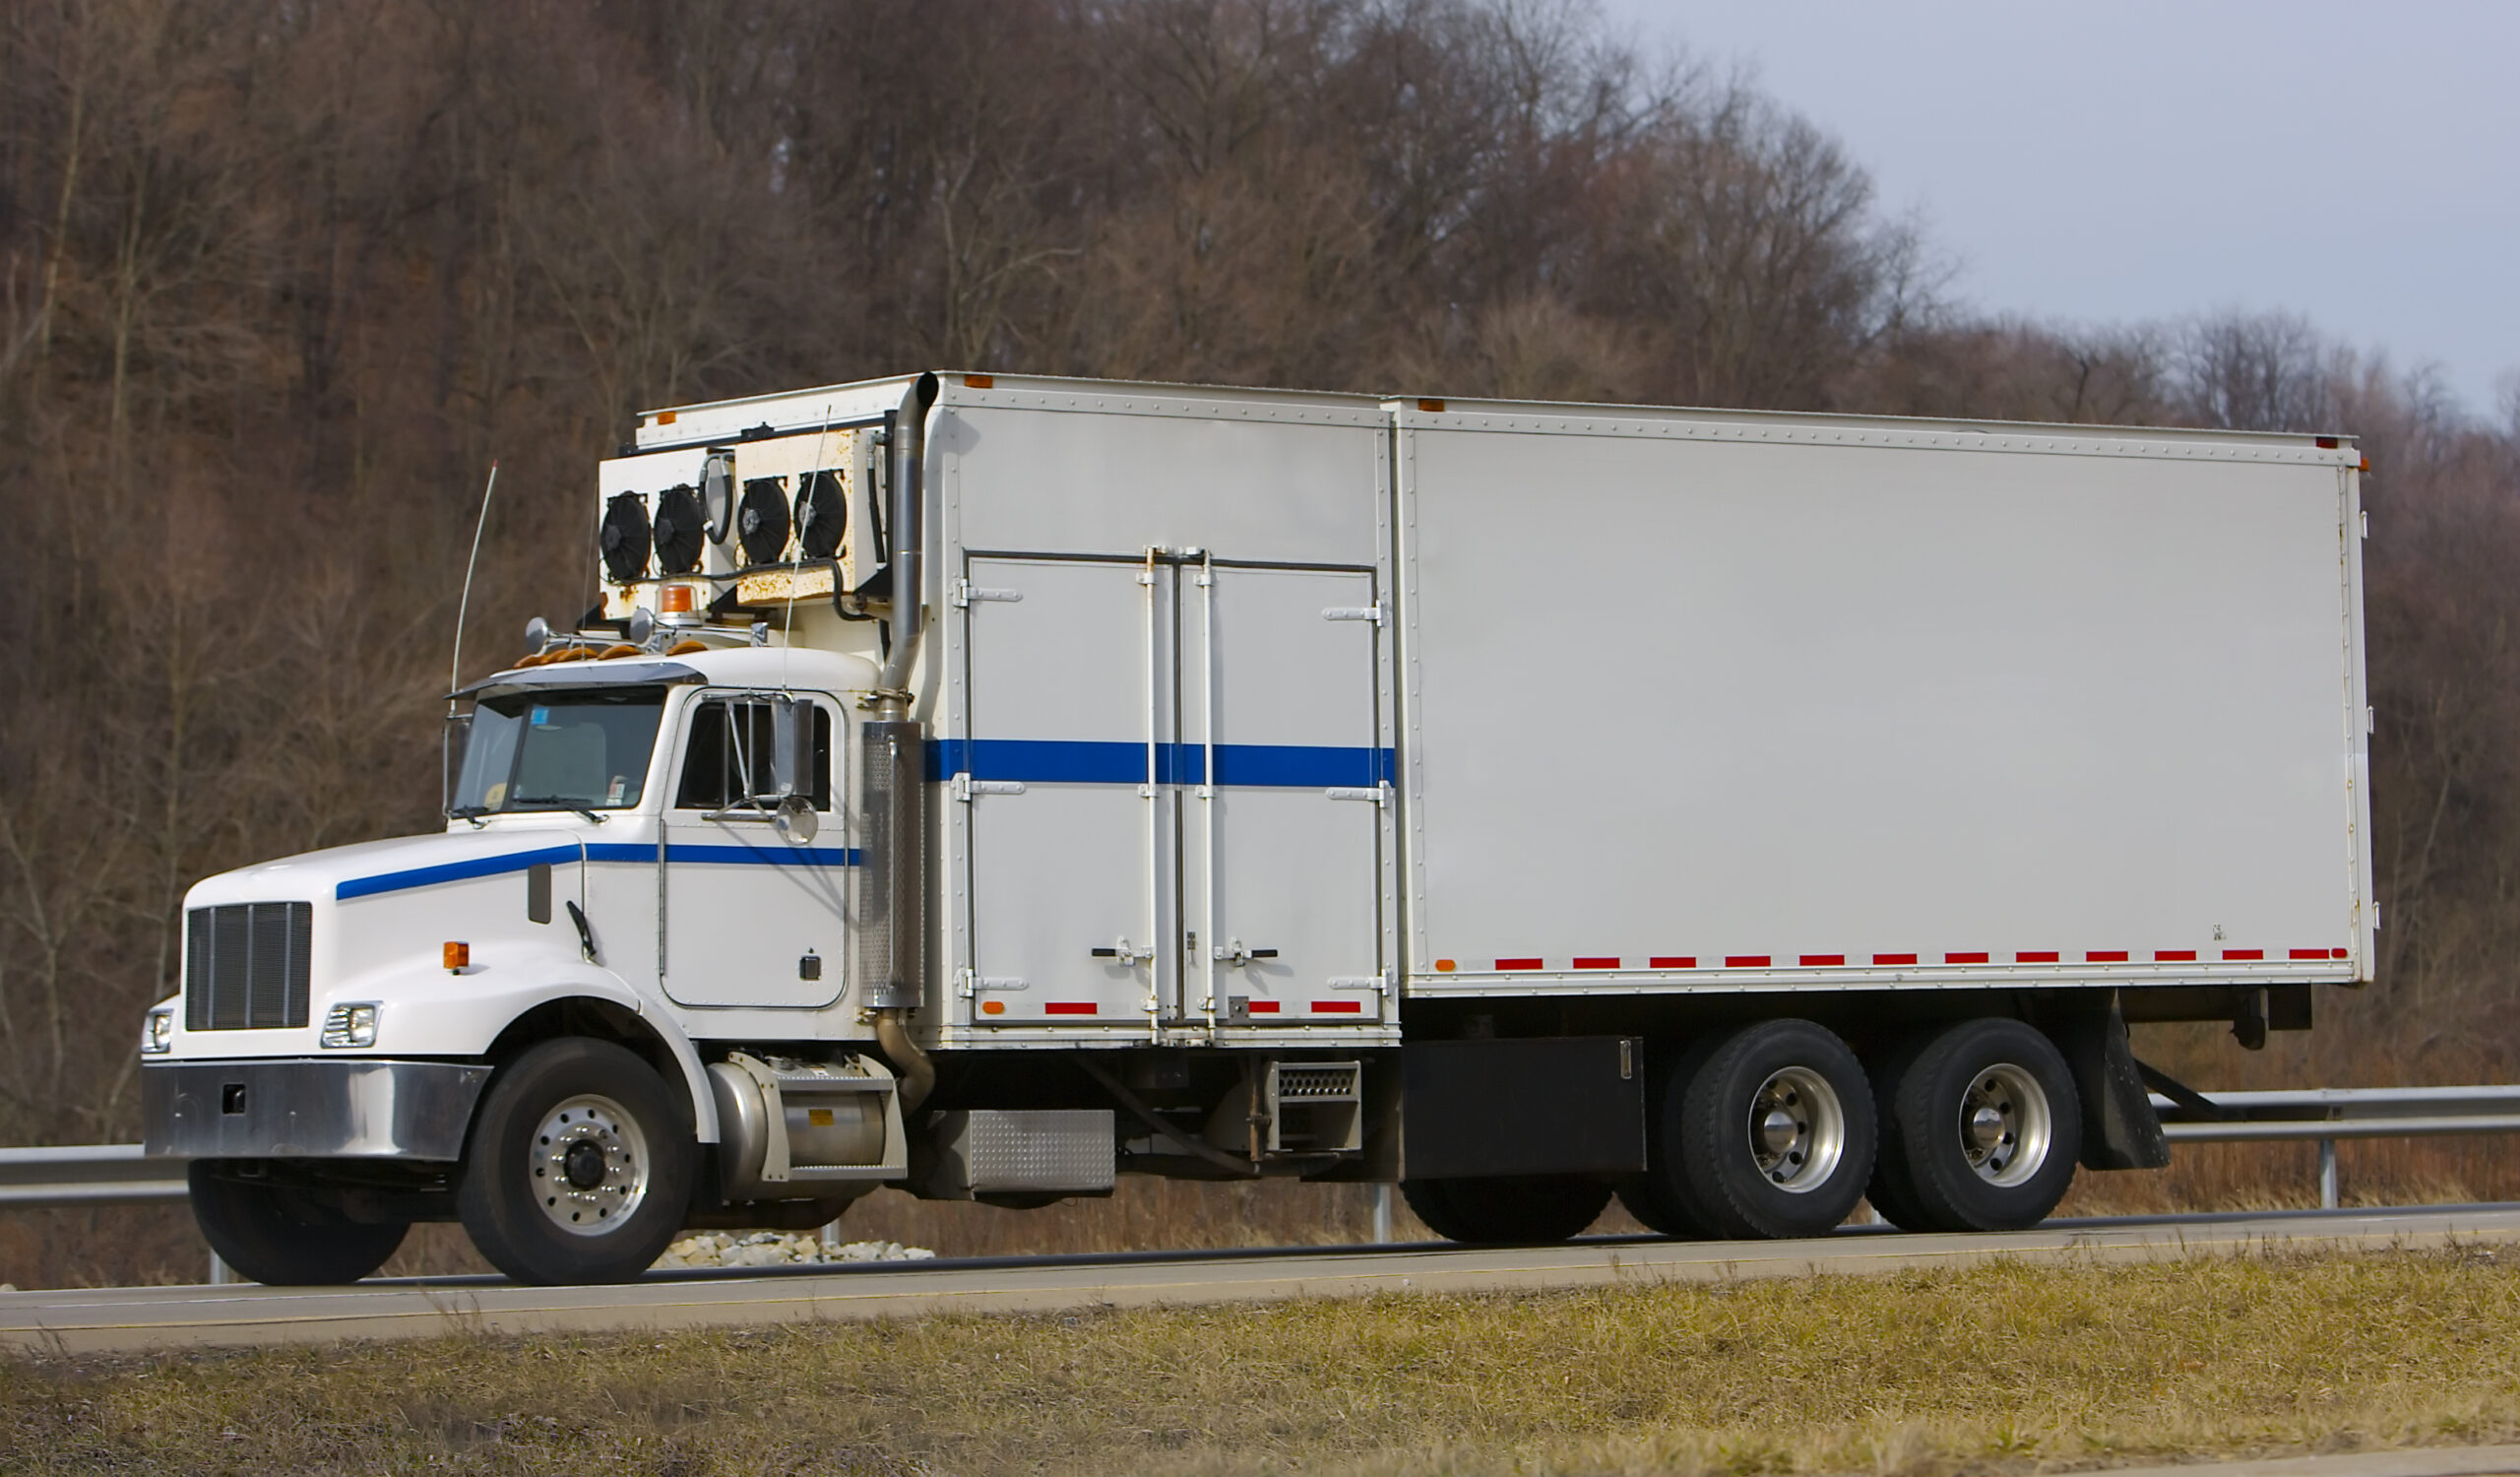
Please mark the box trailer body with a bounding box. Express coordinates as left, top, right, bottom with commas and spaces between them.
140, 371, 2370, 1285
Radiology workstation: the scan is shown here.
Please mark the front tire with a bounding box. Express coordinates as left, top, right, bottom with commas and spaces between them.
1872, 1017, 2080, 1232
1402, 1175, 1611, 1244
458, 1038, 697, 1285
188, 1163, 409, 1285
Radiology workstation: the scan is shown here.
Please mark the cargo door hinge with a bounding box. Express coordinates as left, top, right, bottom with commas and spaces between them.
1322, 602, 1386, 627
1325, 783, 1392, 804
952, 578, 1023, 609
957, 968, 1029, 998
951, 773, 1026, 802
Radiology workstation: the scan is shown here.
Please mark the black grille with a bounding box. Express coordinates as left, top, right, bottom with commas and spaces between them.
183, 903, 311, 1031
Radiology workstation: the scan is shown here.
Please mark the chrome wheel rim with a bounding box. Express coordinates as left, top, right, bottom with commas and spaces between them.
531, 1093, 649, 1236
1745, 1065, 1845, 1193
1960, 1062, 2052, 1187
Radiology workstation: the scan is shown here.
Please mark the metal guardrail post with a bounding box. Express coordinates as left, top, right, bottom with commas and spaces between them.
1372, 1183, 1393, 1244
2320, 1137, 2339, 1209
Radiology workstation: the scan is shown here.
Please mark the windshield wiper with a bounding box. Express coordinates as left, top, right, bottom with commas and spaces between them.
447, 804, 490, 829
511, 797, 608, 824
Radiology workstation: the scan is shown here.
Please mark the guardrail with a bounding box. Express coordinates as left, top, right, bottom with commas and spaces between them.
0, 1144, 189, 1208
2151, 1085, 2520, 1208
4, 1084, 2515, 1224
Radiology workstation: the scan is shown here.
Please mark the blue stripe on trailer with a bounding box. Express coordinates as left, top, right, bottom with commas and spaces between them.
925, 738, 1394, 788
336, 844, 583, 901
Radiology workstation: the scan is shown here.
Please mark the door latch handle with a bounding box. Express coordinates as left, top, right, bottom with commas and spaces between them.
1212, 939, 1280, 966
1092, 938, 1155, 964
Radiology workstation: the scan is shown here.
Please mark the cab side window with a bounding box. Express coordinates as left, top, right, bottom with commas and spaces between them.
675, 698, 833, 811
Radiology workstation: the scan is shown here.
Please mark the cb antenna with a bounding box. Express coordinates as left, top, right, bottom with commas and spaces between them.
448, 460, 502, 710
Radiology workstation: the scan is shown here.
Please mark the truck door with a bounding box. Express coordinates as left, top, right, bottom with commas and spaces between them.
1183, 562, 1387, 1027
955, 551, 1385, 1033
658, 690, 850, 1008
958, 555, 1180, 1026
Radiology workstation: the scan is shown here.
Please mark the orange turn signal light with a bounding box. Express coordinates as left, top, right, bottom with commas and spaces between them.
1434, 958, 1456, 972
443, 941, 471, 972
659, 585, 696, 613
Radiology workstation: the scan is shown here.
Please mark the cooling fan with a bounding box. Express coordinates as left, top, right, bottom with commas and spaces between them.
652, 484, 706, 574
737, 477, 792, 565
794, 470, 847, 560
599, 492, 651, 582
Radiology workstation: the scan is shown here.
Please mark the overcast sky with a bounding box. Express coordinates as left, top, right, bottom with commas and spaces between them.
1605, 1, 2519, 414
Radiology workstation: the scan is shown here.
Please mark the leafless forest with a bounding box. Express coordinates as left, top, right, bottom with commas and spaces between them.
2, 0, 2516, 1285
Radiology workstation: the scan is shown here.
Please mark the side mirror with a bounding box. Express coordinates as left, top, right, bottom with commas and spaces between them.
770, 695, 813, 801
441, 710, 473, 816
774, 795, 817, 844
701, 450, 736, 545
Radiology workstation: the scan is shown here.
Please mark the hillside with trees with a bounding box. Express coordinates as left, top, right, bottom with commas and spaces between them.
3, 0, 2514, 1283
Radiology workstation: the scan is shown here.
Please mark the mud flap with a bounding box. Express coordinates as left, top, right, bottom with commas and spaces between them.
2049, 994, 2171, 1171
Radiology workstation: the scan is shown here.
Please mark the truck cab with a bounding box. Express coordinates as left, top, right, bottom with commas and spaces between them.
142, 643, 915, 1283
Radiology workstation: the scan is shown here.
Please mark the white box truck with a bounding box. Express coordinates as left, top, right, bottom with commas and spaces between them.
141, 371, 2372, 1285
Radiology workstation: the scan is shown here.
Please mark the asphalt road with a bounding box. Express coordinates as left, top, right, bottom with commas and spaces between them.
7, 1202, 2517, 1357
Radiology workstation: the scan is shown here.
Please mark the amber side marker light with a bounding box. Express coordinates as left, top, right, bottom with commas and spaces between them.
1434, 958, 1457, 972
443, 941, 471, 972
659, 585, 696, 613
1418, 398, 1445, 413
964, 373, 994, 389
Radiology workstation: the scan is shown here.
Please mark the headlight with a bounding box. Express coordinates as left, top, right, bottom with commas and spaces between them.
140, 1007, 174, 1056
320, 1002, 380, 1049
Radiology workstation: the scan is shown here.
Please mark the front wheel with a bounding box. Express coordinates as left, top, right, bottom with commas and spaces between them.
1402, 1175, 1611, 1244
458, 1038, 697, 1285
188, 1163, 409, 1285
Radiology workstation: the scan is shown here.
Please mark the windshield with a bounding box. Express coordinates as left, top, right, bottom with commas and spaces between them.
451, 687, 666, 816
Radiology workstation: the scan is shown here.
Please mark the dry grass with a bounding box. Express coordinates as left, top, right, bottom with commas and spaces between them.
11, 1245, 2520, 1474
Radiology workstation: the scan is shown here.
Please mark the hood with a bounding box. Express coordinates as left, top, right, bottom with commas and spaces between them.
184, 823, 591, 910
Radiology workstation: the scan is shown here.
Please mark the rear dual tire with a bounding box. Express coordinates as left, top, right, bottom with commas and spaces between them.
1868, 1017, 2080, 1233
1401, 1175, 1611, 1244
1636, 1019, 1877, 1241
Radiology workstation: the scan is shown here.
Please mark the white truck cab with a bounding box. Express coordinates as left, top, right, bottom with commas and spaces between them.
144, 370, 2371, 1284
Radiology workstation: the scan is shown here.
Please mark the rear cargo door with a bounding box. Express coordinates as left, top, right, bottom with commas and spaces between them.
1181, 561, 1388, 1028
959, 555, 1179, 1026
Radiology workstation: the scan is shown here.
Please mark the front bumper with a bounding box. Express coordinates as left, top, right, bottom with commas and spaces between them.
143, 1059, 492, 1161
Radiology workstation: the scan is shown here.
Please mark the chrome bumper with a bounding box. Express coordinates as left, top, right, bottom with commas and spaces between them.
143, 1060, 492, 1161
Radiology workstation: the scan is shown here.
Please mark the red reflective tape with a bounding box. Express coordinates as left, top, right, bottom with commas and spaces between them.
1946, 951, 1989, 964
2289, 948, 2330, 960
1649, 956, 1696, 969
1311, 999, 1364, 1014
1494, 957, 1544, 971
1872, 953, 1918, 966
1573, 956, 1621, 970
2088, 950, 2128, 962
1246, 1000, 1282, 1014
1725, 955, 1771, 968
2332, 947, 2349, 959
2224, 948, 2264, 961
1043, 1001, 1099, 1016
1799, 954, 1846, 967
2016, 950, 2060, 963
2156, 949, 2196, 962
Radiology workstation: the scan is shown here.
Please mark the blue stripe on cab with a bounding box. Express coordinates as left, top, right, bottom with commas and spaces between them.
336, 844, 581, 901
926, 738, 1393, 788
